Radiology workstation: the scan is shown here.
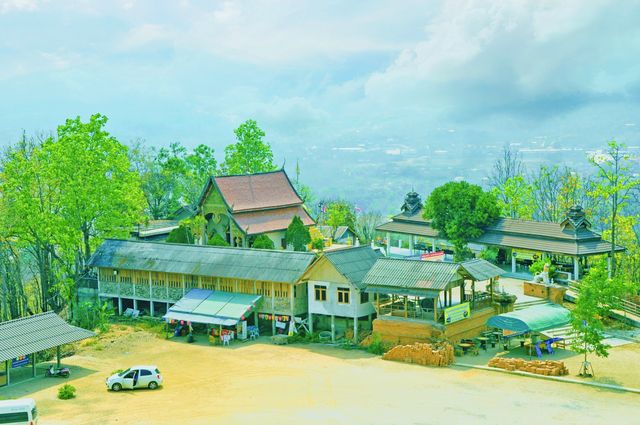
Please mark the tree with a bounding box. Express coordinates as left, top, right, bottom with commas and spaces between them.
207, 233, 230, 247
325, 201, 357, 233
285, 216, 311, 251
571, 262, 631, 376
588, 141, 640, 275
166, 225, 194, 244
423, 181, 500, 261
355, 211, 384, 244
221, 120, 276, 175
252, 234, 275, 250
492, 175, 534, 219
489, 145, 525, 190
293, 159, 315, 205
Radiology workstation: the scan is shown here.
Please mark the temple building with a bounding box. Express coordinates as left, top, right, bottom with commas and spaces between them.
377, 192, 624, 280
195, 170, 315, 249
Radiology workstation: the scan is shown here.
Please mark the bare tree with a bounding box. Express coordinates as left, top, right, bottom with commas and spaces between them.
489, 145, 525, 189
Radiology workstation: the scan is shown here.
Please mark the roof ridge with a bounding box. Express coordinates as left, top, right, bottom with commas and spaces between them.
213, 169, 285, 179
0, 310, 55, 327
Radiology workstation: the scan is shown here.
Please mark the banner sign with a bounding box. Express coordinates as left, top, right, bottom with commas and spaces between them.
12, 355, 29, 368
444, 302, 470, 324
421, 251, 445, 262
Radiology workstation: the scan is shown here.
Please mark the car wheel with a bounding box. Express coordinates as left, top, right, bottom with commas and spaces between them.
111, 383, 122, 392
148, 381, 158, 390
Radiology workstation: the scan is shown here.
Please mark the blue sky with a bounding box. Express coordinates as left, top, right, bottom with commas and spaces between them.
1, 0, 640, 211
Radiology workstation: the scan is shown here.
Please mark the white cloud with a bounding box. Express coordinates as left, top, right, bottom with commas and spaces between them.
0, 0, 39, 14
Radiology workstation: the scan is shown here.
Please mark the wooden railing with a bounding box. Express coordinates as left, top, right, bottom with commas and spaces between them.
568, 280, 640, 318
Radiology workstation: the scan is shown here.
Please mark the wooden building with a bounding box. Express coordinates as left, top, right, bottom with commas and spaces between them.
301, 246, 382, 342
195, 169, 315, 248
377, 192, 624, 279
362, 257, 506, 344
88, 239, 316, 334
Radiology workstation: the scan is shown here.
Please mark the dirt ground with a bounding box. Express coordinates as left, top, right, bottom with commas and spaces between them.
1, 325, 638, 425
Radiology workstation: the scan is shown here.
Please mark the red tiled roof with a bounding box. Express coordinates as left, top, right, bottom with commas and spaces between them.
234, 205, 315, 235
214, 170, 303, 212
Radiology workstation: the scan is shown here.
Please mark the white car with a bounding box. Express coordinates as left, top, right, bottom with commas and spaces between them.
106, 365, 163, 391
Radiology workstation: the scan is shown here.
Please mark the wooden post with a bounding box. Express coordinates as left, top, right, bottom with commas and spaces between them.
448, 288, 452, 307
433, 297, 438, 322
271, 282, 276, 335
404, 296, 408, 318
471, 281, 476, 310
309, 312, 314, 333
32, 352, 36, 378
331, 315, 335, 342
56, 346, 61, 368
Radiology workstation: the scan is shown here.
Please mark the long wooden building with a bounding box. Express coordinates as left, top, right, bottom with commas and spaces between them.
88, 239, 316, 333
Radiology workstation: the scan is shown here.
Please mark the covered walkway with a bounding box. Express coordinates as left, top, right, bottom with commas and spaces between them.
0, 312, 95, 387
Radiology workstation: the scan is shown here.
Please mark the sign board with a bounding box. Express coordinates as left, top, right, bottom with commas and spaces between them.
444, 302, 470, 324
513, 249, 542, 261
421, 251, 445, 262
12, 355, 29, 368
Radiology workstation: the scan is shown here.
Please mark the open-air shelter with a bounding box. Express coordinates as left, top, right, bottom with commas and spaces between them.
487, 303, 571, 334
362, 258, 504, 323
0, 312, 95, 387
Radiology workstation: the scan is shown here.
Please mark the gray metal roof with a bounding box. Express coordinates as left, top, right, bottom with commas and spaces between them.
460, 259, 505, 281
323, 246, 383, 289
377, 215, 624, 256
0, 312, 95, 363
362, 258, 463, 293
89, 239, 317, 284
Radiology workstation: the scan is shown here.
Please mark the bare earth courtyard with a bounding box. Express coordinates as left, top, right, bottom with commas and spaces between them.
1, 325, 638, 425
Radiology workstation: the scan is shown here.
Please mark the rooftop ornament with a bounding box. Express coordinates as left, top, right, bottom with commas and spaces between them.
401, 190, 422, 216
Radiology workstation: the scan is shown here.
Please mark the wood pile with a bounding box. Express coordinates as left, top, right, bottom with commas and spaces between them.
382, 342, 454, 367
488, 357, 569, 376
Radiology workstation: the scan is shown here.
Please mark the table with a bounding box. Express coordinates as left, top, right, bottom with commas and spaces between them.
458, 343, 473, 354
476, 337, 489, 350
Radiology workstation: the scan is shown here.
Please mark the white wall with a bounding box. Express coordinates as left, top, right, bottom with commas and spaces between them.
307, 280, 375, 318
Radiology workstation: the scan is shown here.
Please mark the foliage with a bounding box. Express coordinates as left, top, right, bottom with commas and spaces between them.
293, 160, 315, 205
606, 215, 640, 289
492, 176, 534, 219
179, 216, 206, 244
311, 238, 325, 251
207, 233, 230, 247
355, 211, 384, 244
285, 216, 311, 251
571, 262, 632, 366
588, 141, 640, 276
478, 246, 499, 263
252, 234, 275, 250
221, 120, 276, 175
529, 260, 556, 278
325, 201, 357, 232
130, 140, 217, 219
74, 301, 113, 333
166, 225, 194, 244
424, 181, 500, 259
58, 384, 76, 400
366, 333, 391, 355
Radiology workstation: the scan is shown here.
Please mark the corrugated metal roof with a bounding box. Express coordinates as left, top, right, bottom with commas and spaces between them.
377, 221, 439, 238
460, 259, 505, 281
88, 239, 316, 283
164, 289, 262, 326
0, 312, 95, 362
362, 258, 463, 292
323, 246, 383, 289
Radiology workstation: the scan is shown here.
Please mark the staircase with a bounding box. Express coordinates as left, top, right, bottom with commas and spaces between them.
513, 299, 551, 311
540, 324, 577, 346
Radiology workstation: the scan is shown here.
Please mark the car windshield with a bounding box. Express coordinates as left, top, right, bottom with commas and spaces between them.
118, 368, 131, 377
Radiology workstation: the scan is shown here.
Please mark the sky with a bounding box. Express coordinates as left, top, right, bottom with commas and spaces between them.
1, 0, 640, 212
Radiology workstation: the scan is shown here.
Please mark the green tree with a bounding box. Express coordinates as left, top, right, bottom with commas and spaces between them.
355, 211, 384, 244
285, 216, 311, 251
423, 181, 500, 261
588, 141, 640, 275
252, 234, 275, 250
571, 262, 632, 375
326, 201, 356, 233
207, 233, 230, 247
221, 120, 276, 175
166, 225, 194, 244
492, 175, 534, 219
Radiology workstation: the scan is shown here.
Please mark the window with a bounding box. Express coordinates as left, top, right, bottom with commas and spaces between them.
337, 288, 350, 304
360, 292, 369, 304
140, 369, 152, 376
124, 371, 136, 379
0, 412, 28, 423
314, 285, 327, 301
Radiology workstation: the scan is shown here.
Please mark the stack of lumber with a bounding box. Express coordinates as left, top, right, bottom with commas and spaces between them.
488, 357, 569, 376
382, 342, 454, 367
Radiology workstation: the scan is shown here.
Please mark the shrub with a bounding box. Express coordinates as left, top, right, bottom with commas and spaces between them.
58, 384, 76, 400
207, 233, 229, 247
252, 234, 275, 249
366, 334, 390, 355
529, 259, 556, 278
479, 246, 499, 263
311, 238, 324, 251
75, 301, 113, 333
166, 225, 194, 244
